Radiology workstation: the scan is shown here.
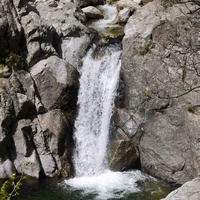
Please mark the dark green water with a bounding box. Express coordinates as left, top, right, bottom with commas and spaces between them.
3, 174, 172, 200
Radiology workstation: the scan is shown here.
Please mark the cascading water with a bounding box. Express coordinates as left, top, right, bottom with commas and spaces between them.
73, 45, 121, 177
65, 44, 147, 199
64, 4, 169, 200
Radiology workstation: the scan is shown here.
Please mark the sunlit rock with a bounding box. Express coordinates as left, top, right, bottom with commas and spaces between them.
161, 178, 200, 200
117, 0, 141, 12
82, 6, 104, 19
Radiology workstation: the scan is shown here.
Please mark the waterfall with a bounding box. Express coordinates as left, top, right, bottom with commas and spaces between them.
64, 5, 153, 200
73, 45, 121, 177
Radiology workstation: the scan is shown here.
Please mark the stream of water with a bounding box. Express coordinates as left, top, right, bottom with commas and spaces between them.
63, 5, 171, 200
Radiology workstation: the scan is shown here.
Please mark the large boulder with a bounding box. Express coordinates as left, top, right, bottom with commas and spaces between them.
82, 6, 104, 19
109, 138, 138, 171
13, 119, 42, 178
118, 0, 200, 185
0, 99, 14, 178
30, 56, 79, 110
116, 0, 141, 12
161, 177, 200, 200
35, 109, 73, 177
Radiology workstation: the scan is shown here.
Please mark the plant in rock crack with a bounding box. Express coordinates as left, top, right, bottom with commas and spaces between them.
0, 162, 29, 200
0, 172, 26, 200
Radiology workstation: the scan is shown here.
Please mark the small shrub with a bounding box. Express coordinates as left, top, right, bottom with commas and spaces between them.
138, 43, 149, 56
187, 106, 196, 113
0, 173, 26, 200
133, 43, 149, 56
144, 90, 152, 98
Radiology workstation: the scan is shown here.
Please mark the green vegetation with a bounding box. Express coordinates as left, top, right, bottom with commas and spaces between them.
144, 90, 152, 98
0, 173, 26, 199
162, 0, 182, 7
187, 106, 196, 113
0, 50, 24, 72
0, 50, 24, 92
133, 43, 149, 56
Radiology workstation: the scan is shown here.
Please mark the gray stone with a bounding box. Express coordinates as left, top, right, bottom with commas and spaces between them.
14, 150, 42, 178
133, 0, 142, 4
60, 35, 91, 70
109, 139, 138, 171
60, 0, 72, 3
118, 7, 131, 23
0, 0, 79, 180
35, 1, 88, 36
114, 108, 143, 138
82, 6, 104, 19
6, 72, 35, 119
35, 1, 91, 69
73, 0, 104, 8
37, 109, 72, 177
30, 56, 78, 110
161, 177, 200, 200
13, 119, 34, 157
12, 119, 42, 178
39, 154, 57, 177
0, 159, 14, 178
120, 0, 200, 185
117, 0, 141, 12
21, 11, 57, 67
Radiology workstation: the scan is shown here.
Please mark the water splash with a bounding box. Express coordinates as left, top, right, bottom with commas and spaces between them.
65, 170, 147, 200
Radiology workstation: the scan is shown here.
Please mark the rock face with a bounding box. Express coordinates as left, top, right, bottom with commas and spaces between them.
0, 0, 93, 179
116, 0, 141, 12
74, 0, 104, 8
0, 0, 22, 51
117, 0, 200, 185
161, 177, 200, 200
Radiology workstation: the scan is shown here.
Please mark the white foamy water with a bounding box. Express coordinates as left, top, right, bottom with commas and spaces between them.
90, 4, 120, 31
65, 170, 149, 200
72, 45, 121, 177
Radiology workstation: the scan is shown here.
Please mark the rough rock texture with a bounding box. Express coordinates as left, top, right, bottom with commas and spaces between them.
118, 0, 200, 185
82, 6, 104, 19
161, 177, 200, 200
0, 0, 92, 179
30, 56, 79, 110
35, 1, 92, 70
74, 0, 104, 8
117, 7, 131, 23
109, 138, 138, 171
0, 0, 22, 51
117, 0, 141, 12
